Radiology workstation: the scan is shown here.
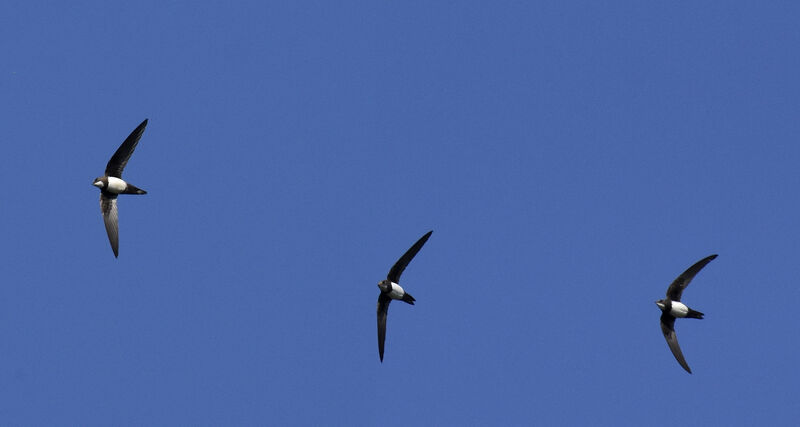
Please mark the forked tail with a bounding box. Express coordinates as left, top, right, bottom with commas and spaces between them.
687, 308, 704, 319
124, 184, 147, 195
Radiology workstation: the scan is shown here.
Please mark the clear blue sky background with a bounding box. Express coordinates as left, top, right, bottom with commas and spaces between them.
1, 1, 799, 425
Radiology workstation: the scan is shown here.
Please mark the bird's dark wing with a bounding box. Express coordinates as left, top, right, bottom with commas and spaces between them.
377, 294, 392, 362
105, 119, 148, 178
660, 313, 691, 373
100, 193, 119, 257
387, 230, 432, 283
666, 254, 717, 301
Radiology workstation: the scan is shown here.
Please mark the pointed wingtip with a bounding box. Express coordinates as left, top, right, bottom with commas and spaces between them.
679, 358, 692, 374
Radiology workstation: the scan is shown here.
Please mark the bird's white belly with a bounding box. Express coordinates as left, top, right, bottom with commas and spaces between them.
670, 301, 689, 318
106, 177, 128, 193
389, 282, 406, 300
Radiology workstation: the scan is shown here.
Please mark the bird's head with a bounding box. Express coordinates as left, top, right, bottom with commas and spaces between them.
377, 279, 390, 292
655, 299, 666, 310
92, 177, 105, 188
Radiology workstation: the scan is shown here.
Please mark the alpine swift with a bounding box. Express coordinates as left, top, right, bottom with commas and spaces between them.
377, 230, 432, 362
655, 254, 717, 373
92, 119, 149, 257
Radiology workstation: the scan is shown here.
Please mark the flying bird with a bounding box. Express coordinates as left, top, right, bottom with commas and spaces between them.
377, 230, 432, 362
92, 119, 149, 257
655, 254, 717, 373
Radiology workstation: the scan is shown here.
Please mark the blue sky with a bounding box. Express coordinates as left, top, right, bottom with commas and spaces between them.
2, 1, 799, 425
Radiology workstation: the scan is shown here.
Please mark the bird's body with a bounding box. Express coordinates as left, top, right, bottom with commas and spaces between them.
655, 254, 716, 373
378, 280, 414, 303
657, 300, 703, 319
92, 119, 149, 257
377, 230, 432, 362
96, 176, 144, 195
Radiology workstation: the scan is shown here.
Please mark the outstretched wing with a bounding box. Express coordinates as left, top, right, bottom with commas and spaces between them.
377, 294, 392, 362
100, 193, 119, 257
387, 230, 433, 283
666, 254, 717, 301
660, 313, 691, 373
106, 119, 148, 178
